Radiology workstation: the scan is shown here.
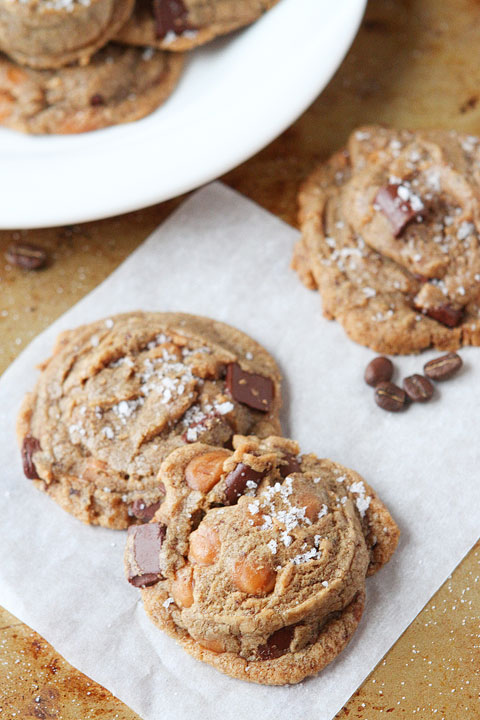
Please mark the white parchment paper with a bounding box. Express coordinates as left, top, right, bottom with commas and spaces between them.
0, 183, 478, 720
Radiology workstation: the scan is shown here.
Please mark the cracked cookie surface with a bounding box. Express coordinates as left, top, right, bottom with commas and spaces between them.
115, 0, 279, 52
293, 126, 480, 354
17, 312, 282, 528
126, 435, 399, 684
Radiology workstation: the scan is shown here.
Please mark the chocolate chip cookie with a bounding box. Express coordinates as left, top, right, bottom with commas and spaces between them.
0, 0, 133, 69
0, 44, 184, 134
293, 126, 480, 354
17, 312, 282, 528
115, 0, 279, 52
126, 435, 399, 685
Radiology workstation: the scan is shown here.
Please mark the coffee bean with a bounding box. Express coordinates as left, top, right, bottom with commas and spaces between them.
403, 374, 434, 402
364, 356, 394, 387
224, 463, 265, 505
374, 381, 406, 412
21, 435, 41, 479
6, 242, 48, 270
424, 352, 462, 381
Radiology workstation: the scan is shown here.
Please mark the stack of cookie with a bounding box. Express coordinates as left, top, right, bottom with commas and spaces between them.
0, 0, 279, 133
17, 310, 399, 685
293, 126, 480, 354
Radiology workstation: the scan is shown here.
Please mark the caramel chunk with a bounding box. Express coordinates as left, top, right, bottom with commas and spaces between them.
188, 525, 220, 566
185, 450, 231, 493
231, 556, 276, 595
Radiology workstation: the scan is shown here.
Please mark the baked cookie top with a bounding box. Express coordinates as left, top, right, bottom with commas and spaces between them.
0, 45, 184, 134
0, 0, 134, 69
17, 312, 282, 528
293, 126, 480, 354
115, 0, 279, 52
126, 435, 399, 684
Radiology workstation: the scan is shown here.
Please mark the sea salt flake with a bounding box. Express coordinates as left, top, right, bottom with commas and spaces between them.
267, 540, 278, 555
292, 547, 320, 565
162, 597, 174, 609
280, 531, 292, 547
215, 401, 234, 415
457, 221, 474, 241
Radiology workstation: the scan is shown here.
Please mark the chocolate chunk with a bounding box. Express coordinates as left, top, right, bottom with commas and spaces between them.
226, 363, 274, 413
21, 435, 41, 479
403, 374, 434, 402
152, 0, 190, 39
257, 626, 295, 660
127, 522, 166, 587
422, 304, 464, 328
374, 381, 406, 412
90, 93, 105, 107
424, 352, 462, 381
6, 242, 47, 270
279, 453, 301, 478
129, 500, 161, 522
224, 463, 265, 505
364, 356, 394, 387
375, 184, 423, 237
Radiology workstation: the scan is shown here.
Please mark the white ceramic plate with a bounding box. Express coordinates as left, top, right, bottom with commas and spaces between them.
0, 0, 366, 228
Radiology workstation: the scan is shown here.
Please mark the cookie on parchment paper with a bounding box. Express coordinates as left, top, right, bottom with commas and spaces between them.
17, 312, 282, 528
126, 435, 399, 685
293, 126, 480, 354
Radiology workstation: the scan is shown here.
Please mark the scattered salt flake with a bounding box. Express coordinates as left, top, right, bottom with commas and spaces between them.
267, 539, 277, 555
162, 597, 174, 609
322, 581, 329, 588
215, 401, 234, 415
186, 428, 197, 442
90, 335, 99, 347
261, 515, 273, 530
292, 547, 320, 565
102, 426, 114, 440
142, 47, 155, 61
280, 531, 292, 547
245, 351, 253, 360
248, 502, 259, 515
105, 318, 114, 329
356, 495, 371, 517
362, 286, 376, 298
457, 221, 474, 241
317, 504, 328, 520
